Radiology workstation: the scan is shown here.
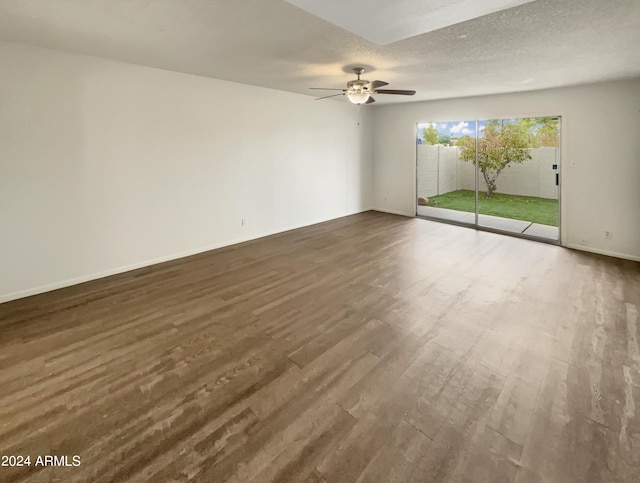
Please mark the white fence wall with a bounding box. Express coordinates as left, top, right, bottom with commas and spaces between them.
417, 145, 439, 199
417, 145, 558, 199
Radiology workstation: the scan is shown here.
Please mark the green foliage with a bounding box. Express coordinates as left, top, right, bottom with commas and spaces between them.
518, 117, 559, 147
457, 135, 475, 151
422, 125, 438, 145
438, 134, 451, 145
535, 118, 559, 147
458, 120, 533, 198
426, 190, 558, 226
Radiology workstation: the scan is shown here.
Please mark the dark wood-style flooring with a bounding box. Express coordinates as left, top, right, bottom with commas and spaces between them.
1, 211, 639, 482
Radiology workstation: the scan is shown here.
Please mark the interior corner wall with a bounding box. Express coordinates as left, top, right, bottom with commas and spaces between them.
0, 41, 373, 303
371, 80, 640, 261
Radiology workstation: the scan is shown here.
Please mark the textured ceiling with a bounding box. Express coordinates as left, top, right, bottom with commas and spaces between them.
284, 0, 538, 45
0, 0, 639, 104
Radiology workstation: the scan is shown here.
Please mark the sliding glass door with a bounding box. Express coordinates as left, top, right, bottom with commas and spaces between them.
416, 117, 560, 242
416, 120, 478, 225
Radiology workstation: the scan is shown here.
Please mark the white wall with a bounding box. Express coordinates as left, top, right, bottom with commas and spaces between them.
0, 41, 373, 302
372, 80, 640, 260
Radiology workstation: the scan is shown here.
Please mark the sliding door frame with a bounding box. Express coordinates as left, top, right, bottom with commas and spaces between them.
415, 115, 562, 246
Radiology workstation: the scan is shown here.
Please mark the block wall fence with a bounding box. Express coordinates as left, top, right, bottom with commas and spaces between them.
417, 145, 559, 199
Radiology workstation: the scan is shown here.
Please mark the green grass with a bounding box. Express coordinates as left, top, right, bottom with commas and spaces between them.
426, 190, 558, 226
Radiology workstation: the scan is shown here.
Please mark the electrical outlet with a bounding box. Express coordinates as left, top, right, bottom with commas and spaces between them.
241, 218, 246, 227
605, 230, 612, 239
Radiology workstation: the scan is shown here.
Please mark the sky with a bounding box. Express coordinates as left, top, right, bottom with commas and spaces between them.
416, 120, 486, 138
416, 118, 558, 139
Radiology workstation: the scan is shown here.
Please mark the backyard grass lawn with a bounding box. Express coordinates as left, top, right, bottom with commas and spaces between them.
427, 190, 558, 226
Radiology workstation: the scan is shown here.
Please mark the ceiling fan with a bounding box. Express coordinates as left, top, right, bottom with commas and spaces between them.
310, 67, 416, 105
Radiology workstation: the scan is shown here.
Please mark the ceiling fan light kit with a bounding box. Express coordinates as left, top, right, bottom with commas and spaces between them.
346, 69, 371, 104
312, 67, 415, 105
347, 91, 371, 104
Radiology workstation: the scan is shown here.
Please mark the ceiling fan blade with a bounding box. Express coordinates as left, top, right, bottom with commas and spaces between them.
369, 80, 388, 89
365, 96, 376, 104
309, 88, 345, 91
373, 89, 416, 95
315, 93, 345, 100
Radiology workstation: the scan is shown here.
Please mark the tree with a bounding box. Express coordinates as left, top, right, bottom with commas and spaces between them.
422, 125, 438, 145
518, 117, 559, 147
438, 134, 451, 146
458, 120, 532, 198
535, 118, 559, 147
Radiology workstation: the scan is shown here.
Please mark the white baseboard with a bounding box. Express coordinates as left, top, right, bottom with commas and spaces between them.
564, 243, 640, 262
371, 207, 414, 217
6, 210, 635, 305
0, 208, 370, 304
0, 238, 246, 304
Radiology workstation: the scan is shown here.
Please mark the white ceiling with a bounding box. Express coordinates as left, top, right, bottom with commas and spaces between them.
285, 0, 538, 45
0, 0, 639, 105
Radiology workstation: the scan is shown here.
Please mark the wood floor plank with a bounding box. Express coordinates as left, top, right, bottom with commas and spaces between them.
0, 211, 639, 482
355, 419, 433, 483
405, 363, 506, 482
515, 359, 640, 483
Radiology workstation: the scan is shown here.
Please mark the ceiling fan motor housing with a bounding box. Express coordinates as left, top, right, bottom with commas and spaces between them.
347, 79, 371, 93
311, 66, 414, 104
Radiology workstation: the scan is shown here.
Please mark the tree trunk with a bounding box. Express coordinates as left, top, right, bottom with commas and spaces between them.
482, 169, 496, 198
482, 165, 506, 198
